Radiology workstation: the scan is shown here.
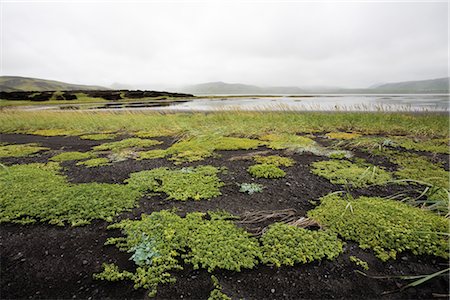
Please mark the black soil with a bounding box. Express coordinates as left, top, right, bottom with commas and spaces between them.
1, 134, 448, 299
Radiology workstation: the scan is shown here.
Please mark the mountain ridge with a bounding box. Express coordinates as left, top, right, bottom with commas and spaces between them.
0, 76, 108, 92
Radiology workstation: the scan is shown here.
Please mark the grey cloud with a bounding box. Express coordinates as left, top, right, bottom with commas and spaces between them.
1, 1, 448, 88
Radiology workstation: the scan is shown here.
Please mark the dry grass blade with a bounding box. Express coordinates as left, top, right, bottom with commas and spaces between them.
287, 217, 320, 228
238, 209, 298, 224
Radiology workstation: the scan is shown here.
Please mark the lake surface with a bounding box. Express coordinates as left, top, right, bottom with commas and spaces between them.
154, 94, 449, 112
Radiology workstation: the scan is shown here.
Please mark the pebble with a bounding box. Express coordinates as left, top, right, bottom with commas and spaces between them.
82, 260, 88, 265
271, 289, 275, 293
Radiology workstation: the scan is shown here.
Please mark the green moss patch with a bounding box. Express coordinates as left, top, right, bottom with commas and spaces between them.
248, 164, 286, 179
261, 223, 343, 267
76, 157, 111, 167
93, 138, 162, 152
0, 143, 49, 158
325, 132, 362, 140
125, 166, 224, 201
311, 159, 392, 188
50, 151, 95, 162
253, 155, 295, 167
95, 211, 261, 297
260, 134, 315, 150
79, 133, 118, 140
391, 136, 449, 154
308, 194, 449, 261
31, 129, 83, 136
0, 163, 141, 226
137, 149, 167, 160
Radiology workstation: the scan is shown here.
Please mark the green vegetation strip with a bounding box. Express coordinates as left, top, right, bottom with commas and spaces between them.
1, 111, 447, 138
308, 194, 449, 261
93, 138, 162, 152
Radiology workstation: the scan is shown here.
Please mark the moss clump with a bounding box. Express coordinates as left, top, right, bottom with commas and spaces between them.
0, 163, 141, 226
209, 275, 231, 300
138, 149, 168, 160
164, 136, 262, 163
390, 152, 449, 189
254, 155, 295, 167
76, 157, 111, 167
349, 256, 369, 270
326, 132, 361, 140
50, 151, 94, 162
214, 137, 262, 150
311, 159, 392, 188
260, 134, 315, 150
261, 223, 343, 267
391, 136, 449, 154
308, 194, 449, 261
79, 133, 117, 140
0, 143, 49, 158
95, 211, 261, 297
248, 164, 286, 179
93, 138, 162, 152
126, 166, 224, 201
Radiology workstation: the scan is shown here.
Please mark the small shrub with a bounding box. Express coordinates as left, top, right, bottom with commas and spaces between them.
253, 155, 295, 167
50, 151, 94, 162
0, 143, 49, 158
96, 211, 261, 297
260, 223, 343, 267
311, 159, 392, 188
93, 138, 162, 152
248, 164, 286, 179
239, 183, 264, 194
76, 157, 110, 167
349, 256, 369, 270
308, 194, 449, 261
126, 166, 224, 201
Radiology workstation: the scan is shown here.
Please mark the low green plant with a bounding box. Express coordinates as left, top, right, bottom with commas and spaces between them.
253, 155, 295, 167
391, 136, 449, 154
79, 133, 117, 140
125, 166, 224, 201
0, 143, 49, 158
259, 133, 315, 150
0, 163, 141, 226
137, 149, 167, 160
326, 132, 362, 140
239, 183, 264, 194
93, 138, 162, 152
76, 157, 110, 167
349, 256, 369, 270
260, 223, 343, 267
248, 164, 286, 179
95, 211, 261, 297
389, 152, 449, 190
308, 194, 449, 261
50, 151, 94, 162
209, 275, 231, 300
311, 159, 392, 188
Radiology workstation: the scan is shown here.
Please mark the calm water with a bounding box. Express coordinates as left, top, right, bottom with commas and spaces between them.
155, 94, 449, 112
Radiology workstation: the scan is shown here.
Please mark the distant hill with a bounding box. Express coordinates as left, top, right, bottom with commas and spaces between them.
0, 76, 108, 92
180, 81, 304, 95
371, 77, 449, 93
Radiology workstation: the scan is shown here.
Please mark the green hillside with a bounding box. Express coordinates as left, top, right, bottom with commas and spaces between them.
0, 76, 108, 92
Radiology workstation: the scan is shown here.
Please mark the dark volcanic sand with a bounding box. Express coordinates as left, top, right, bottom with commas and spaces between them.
0, 134, 448, 299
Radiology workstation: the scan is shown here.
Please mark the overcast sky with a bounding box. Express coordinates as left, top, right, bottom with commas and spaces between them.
1, 0, 448, 89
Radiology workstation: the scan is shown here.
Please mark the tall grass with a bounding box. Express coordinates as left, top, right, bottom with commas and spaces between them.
0, 110, 448, 138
